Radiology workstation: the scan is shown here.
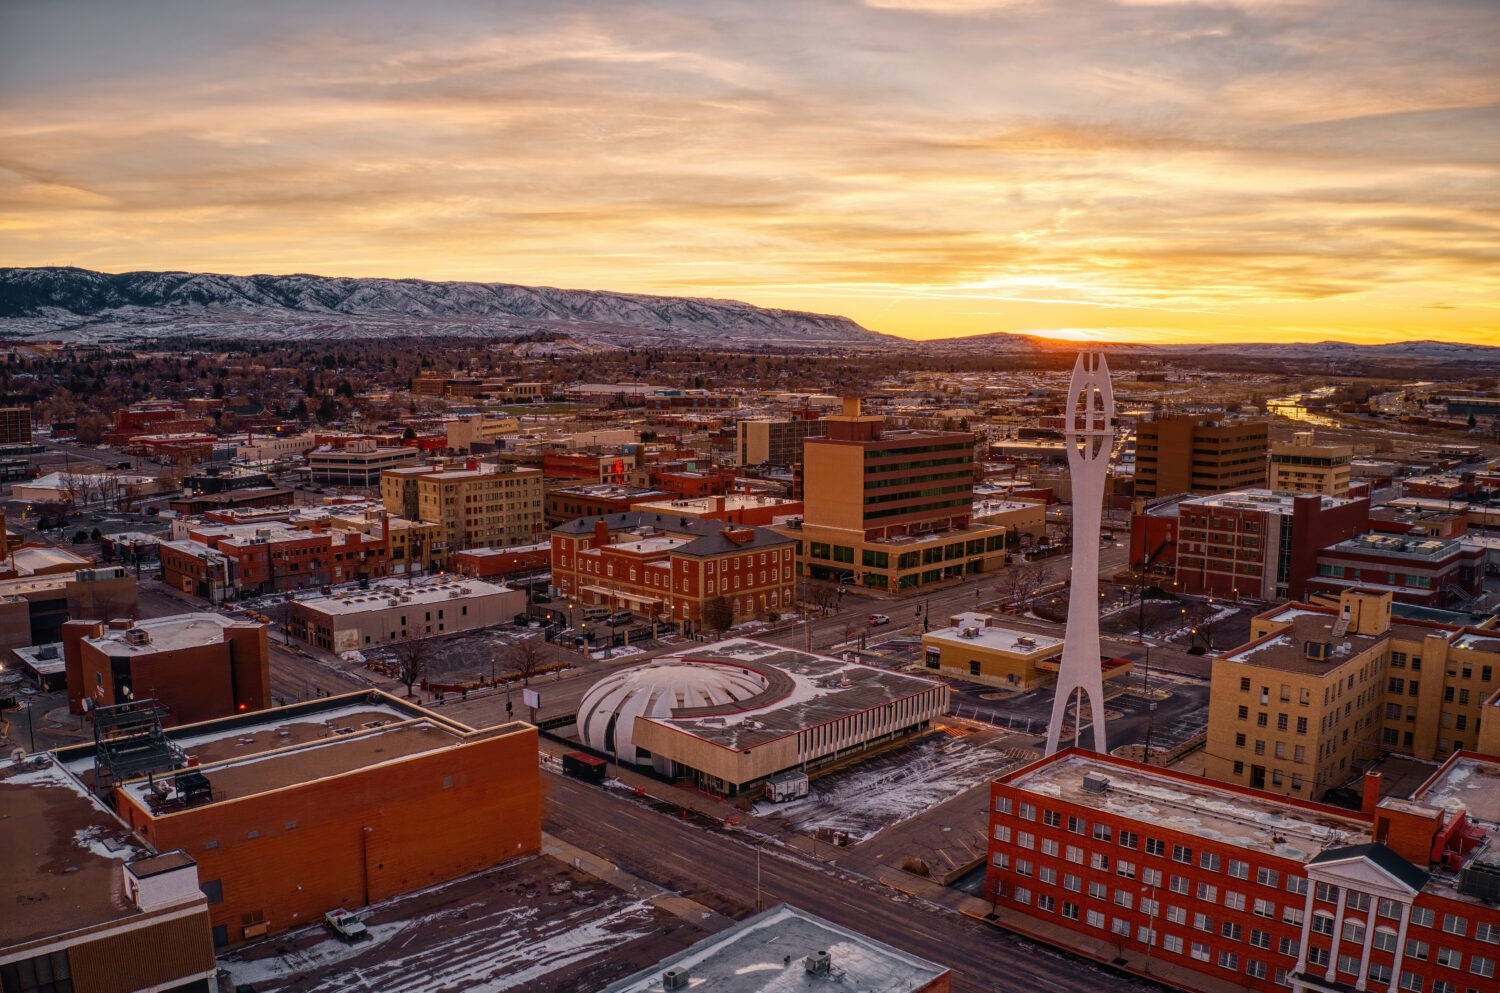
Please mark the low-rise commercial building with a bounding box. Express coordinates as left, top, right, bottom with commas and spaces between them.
577, 638, 947, 795
922, 612, 1069, 689
53, 691, 541, 949
287, 577, 524, 652
545, 483, 673, 524
1311, 534, 1484, 608
1270, 431, 1353, 497
61, 613, 270, 724
2, 757, 217, 993
629, 492, 803, 527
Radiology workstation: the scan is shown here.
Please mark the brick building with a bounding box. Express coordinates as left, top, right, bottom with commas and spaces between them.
1205, 589, 1500, 798
545, 483, 673, 525
629, 493, 804, 527
61, 613, 269, 724
1154, 489, 1370, 601
0, 405, 33, 446
1270, 432, 1354, 497
985, 748, 1500, 993
551, 512, 795, 631
1134, 413, 1269, 499
381, 460, 545, 552
1310, 534, 1484, 608
2, 759, 217, 993
452, 541, 550, 580
54, 691, 541, 949
161, 519, 389, 599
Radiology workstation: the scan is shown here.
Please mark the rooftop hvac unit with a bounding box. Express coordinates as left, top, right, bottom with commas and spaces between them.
805, 951, 831, 975
1082, 773, 1111, 794
125, 628, 151, 646
1458, 845, 1500, 904
661, 967, 690, 991
961, 626, 980, 638
1016, 636, 1036, 647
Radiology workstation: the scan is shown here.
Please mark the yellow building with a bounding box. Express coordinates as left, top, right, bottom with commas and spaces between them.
777, 398, 1007, 592
1269, 431, 1353, 496
380, 461, 544, 554
1204, 589, 1500, 801
921, 612, 1065, 688
444, 414, 521, 453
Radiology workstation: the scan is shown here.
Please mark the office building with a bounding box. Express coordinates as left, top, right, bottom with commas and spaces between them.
308, 440, 419, 487
1311, 534, 1484, 608
60, 613, 270, 724
736, 416, 828, 467
1270, 432, 1354, 497
286, 577, 524, 652
0, 406, 33, 446
1135, 413, 1269, 499
780, 398, 1006, 592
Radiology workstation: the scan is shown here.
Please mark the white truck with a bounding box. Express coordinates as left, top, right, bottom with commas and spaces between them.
765, 770, 809, 803
324, 908, 369, 942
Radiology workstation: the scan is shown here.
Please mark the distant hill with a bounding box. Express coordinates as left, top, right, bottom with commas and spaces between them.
0, 267, 888, 348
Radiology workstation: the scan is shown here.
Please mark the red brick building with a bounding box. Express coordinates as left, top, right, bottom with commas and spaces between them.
452, 541, 550, 580
161, 520, 391, 600
986, 749, 1500, 993
75, 691, 541, 949
1310, 534, 1485, 608
61, 614, 269, 723
551, 512, 795, 631
1132, 489, 1370, 601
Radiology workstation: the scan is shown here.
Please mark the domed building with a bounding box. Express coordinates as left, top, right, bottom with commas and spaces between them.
576, 661, 770, 774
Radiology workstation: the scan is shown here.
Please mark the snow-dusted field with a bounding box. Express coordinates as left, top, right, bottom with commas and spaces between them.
751, 729, 1019, 843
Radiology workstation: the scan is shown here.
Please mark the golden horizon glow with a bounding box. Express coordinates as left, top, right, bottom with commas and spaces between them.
1, 0, 1497, 347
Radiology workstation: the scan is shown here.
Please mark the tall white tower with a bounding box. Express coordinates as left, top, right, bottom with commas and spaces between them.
1044, 352, 1117, 756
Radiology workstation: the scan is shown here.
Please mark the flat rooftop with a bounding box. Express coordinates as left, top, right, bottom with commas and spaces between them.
1006, 752, 1370, 862
1410, 754, 1500, 829
1183, 488, 1359, 512
1224, 613, 1457, 674
632, 494, 799, 513
925, 613, 1062, 656
642, 639, 945, 751
296, 578, 513, 615
85, 613, 252, 656
1, 757, 146, 949
598, 903, 948, 993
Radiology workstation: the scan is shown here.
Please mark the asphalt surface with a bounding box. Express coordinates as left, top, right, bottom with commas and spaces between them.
545, 774, 1172, 993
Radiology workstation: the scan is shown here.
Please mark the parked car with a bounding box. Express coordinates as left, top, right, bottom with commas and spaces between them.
868, 613, 890, 626
324, 908, 369, 942
530, 591, 550, 604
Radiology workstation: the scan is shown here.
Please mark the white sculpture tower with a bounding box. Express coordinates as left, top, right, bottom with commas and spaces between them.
1044, 352, 1117, 756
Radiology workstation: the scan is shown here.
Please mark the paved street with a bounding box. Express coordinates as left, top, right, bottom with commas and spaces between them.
545, 773, 1170, 993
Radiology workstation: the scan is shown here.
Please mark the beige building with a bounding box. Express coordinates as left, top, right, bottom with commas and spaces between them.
444, 414, 520, 453
287, 577, 524, 652
1204, 588, 1500, 801
308, 440, 419, 487
381, 461, 544, 553
921, 612, 1065, 688
971, 498, 1046, 539
1269, 430, 1353, 496
736, 417, 827, 466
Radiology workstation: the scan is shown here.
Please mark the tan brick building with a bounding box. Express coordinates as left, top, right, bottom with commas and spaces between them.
381, 460, 544, 554
1204, 589, 1500, 800
1134, 413, 1268, 499
1269, 431, 1353, 497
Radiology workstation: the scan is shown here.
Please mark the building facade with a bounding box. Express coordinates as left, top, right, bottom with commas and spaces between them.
1270, 432, 1354, 497
308, 441, 419, 487
1310, 534, 1484, 608
381, 461, 545, 552
1135, 413, 1269, 499
551, 512, 795, 631
736, 416, 828, 467
985, 748, 1500, 993
286, 578, 524, 652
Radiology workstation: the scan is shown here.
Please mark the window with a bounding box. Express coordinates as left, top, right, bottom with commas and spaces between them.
1142, 868, 1162, 887
1443, 914, 1467, 936
1114, 890, 1133, 910
1167, 905, 1187, 924
1038, 894, 1055, 913
1471, 956, 1496, 978
1093, 823, 1112, 842
1257, 867, 1278, 888
1476, 922, 1499, 944
0, 951, 72, 993
1224, 891, 1246, 911
1278, 937, 1297, 956
1218, 951, 1239, 970
1064, 873, 1081, 892
1250, 929, 1271, 949
1089, 881, 1108, 899
1117, 860, 1137, 880
1411, 907, 1434, 928
1338, 954, 1361, 975
1378, 897, 1401, 919
1039, 867, 1057, 885
1062, 901, 1081, 921
1019, 802, 1036, 821
1253, 898, 1275, 918
1283, 904, 1304, 926
1308, 947, 1330, 968
1065, 845, 1084, 864
1196, 882, 1217, 903
1119, 830, 1139, 849
1222, 921, 1243, 941
1068, 815, 1086, 835
1172, 844, 1193, 864
1313, 912, 1336, 936
1087, 909, 1106, 928
1090, 852, 1110, 871
1228, 859, 1250, 880
1014, 886, 1031, 905
1407, 939, 1430, 960
1200, 852, 1222, 872
1042, 838, 1059, 857
1343, 920, 1366, 944
1194, 912, 1212, 932
1368, 964, 1392, 984
994, 825, 1011, 843
1145, 838, 1165, 857
1436, 948, 1462, 968
995, 797, 1013, 814
1168, 874, 1188, 894
1399, 973, 1424, 992
1017, 831, 1035, 850
1164, 934, 1184, 954
1373, 928, 1399, 952
1246, 960, 1267, 980
1190, 941, 1211, 962
1315, 881, 1339, 903
1043, 809, 1062, 828
1347, 890, 1370, 912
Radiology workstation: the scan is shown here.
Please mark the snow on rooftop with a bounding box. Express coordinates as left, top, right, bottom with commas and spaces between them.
1411, 756, 1500, 829
86, 612, 243, 654
924, 614, 1061, 654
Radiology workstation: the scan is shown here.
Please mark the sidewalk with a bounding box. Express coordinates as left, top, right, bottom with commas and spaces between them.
542, 832, 732, 930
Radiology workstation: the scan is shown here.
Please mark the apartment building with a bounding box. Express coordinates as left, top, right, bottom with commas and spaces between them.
1205, 589, 1500, 801
985, 748, 1500, 993
736, 415, 828, 466
1270, 432, 1353, 497
444, 413, 520, 453
381, 460, 545, 552
779, 398, 1006, 592
1135, 413, 1269, 499
551, 512, 795, 631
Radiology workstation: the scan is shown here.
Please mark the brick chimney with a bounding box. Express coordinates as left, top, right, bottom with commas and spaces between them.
594, 520, 611, 548
1362, 770, 1383, 815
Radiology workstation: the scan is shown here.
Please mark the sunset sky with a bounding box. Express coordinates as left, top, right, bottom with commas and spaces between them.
2, 0, 1496, 345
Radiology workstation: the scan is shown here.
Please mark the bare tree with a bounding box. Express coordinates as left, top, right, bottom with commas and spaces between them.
505, 636, 549, 686
392, 633, 432, 698
702, 594, 734, 635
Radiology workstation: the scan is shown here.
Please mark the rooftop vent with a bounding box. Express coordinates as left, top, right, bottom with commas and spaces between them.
1458, 843, 1500, 904
805, 950, 831, 975
1082, 773, 1111, 794
1016, 636, 1036, 647
125, 628, 151, 647
662, 967, 690, 991
1304, 640, 1330, 662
